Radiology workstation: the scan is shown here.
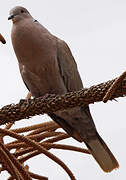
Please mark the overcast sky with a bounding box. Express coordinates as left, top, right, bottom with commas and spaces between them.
0, 0, 126, 179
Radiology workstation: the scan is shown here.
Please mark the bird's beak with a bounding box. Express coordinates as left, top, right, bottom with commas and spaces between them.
8, 15, 14, 20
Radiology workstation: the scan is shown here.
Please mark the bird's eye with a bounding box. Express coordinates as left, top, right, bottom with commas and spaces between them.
21, 10, 24, 13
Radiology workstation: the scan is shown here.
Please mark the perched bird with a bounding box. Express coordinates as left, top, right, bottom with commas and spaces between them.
0, 33, 6, 44
8, 6, 119, 172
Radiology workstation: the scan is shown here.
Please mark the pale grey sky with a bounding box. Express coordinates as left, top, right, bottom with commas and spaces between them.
0, 0, 126, 179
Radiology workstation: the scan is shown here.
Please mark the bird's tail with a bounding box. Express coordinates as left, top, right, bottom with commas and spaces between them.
85, 132, 119, 172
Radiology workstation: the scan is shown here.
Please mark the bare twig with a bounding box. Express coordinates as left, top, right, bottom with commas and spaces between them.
0, 147, 22, 180
0, 142, 32, 180
28, 172, 48, 180
103, 71, 126, 102
0, 128, 76, 180
0, 33, 6, 44
13, 142, 89, 158
11, 121, 59, 133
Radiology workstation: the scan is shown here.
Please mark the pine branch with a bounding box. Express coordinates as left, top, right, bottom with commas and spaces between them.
0, 76, 126, 125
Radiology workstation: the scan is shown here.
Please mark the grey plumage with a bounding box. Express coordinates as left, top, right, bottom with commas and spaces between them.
8, 6, 119, 172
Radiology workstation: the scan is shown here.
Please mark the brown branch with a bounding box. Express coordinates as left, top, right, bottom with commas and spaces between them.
0, 75, 126, 126
26, 131, 64, 141
0, 147, 22, 180
103, 71, 126, 102
0, 142, 32, 180
6, 132, 66, 150
43, 133, 70, 143
28, 172, 48, 180
11, 121, 59, 133
13, 142, 89, 158
41, 143, 90, 154
0, 128, 76, 180
6, 133, 70, 150
0, 33, 6, 44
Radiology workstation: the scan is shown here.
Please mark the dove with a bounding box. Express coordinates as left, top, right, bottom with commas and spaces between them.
8, 6, 119, 172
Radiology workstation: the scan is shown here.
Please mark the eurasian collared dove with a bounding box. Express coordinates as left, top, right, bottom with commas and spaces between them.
8, 6, 119, 172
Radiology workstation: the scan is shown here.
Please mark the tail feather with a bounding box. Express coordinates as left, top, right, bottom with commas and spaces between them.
85, 133, 119, 172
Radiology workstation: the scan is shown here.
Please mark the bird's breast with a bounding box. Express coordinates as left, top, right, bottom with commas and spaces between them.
12, 22, 56, 65
12, 22, 67, 97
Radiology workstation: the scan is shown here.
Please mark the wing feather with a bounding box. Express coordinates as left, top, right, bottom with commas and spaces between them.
57, 39, 83, 92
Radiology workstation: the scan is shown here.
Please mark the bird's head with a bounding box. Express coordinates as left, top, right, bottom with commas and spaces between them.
8, 6, 32, 23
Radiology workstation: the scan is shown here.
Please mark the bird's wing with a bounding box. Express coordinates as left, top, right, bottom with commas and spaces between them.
56, 38, 83, 92
49, 38, 96, 141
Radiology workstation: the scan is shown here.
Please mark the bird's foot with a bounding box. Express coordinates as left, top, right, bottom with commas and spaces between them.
19, 91, 32, 106
26, 92, 32, 100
